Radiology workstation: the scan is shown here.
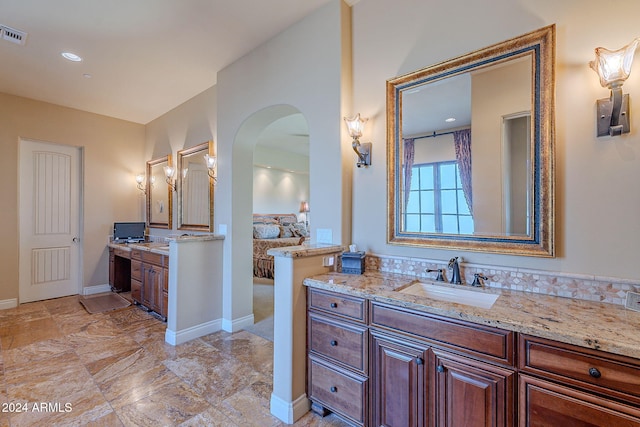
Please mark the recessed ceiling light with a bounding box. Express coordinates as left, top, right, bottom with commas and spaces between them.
83, 73, 92, 79
61, 52, 82, 62
445, 117, 456, 123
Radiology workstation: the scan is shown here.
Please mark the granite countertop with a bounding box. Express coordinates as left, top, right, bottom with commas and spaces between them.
108, 234, 224, 256
303, 270, 640, 360
108, 241, 169, 255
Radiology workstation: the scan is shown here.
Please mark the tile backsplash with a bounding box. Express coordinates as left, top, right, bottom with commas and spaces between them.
365, 253, 640, 306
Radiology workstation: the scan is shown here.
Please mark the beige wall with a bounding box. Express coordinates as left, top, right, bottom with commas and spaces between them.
351, 0, 640, 280
0, 92, 145, 301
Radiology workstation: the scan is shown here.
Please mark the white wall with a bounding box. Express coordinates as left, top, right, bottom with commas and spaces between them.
351, 0, 640, 280
216, 0, 353, 327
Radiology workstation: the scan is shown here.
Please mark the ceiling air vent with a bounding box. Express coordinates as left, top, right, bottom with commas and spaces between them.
0, 25, 27, 45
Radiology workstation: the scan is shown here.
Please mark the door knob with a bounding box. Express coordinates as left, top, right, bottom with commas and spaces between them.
72, 237, 80, 243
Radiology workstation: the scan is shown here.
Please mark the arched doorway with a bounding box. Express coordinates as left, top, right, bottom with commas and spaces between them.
225, 105, 309, 334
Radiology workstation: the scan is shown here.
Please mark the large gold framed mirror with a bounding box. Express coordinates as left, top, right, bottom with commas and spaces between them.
146, 156, 172, 229
177, 141, 214, 231
387, 25, 555, 257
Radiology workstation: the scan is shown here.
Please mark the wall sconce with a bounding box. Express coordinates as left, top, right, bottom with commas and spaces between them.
163, 165, 177, 191
344, 113, 372, 167
135, 173, 146, 194
590, 38, 639, 137
204, 153, 217, 182
299, 200, 310, 228
135, 174, 155, 194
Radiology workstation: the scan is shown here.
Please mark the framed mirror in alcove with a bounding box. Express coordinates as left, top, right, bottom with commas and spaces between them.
177, 141, 214, 231
146, 155, 172, 229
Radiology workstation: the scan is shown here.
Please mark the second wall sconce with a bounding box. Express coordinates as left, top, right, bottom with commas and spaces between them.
135, 173, 155, 194
163, 165, 177, 191
204, 153, 217, 182
590, 38, 639, 137
344, 113, 372, 167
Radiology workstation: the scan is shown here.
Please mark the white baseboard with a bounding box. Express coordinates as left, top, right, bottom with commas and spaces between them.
165, 318, 222, 346
0, 298, 18, 310
83, 284, 111, 295
221, 313, 254, 333
270, 393, 310, 424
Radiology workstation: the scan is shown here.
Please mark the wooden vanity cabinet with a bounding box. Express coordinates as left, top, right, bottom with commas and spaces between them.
518, 334, 640, 426
307, 288, 369, 426
130, 249, 168, 320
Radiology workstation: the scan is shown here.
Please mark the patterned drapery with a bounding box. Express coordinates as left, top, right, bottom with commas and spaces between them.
403, 138, 415, 209
453, 129, 473, 216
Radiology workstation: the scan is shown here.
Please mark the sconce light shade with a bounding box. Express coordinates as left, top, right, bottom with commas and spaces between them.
343, 113, 372, 168
204, 154, 217, 181
590, 38, 639, 88
590, 38, 639, 137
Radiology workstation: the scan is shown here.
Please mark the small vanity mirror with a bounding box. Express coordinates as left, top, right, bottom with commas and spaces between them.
387, 25, 555, 257
177, 141, 214, 231
147, 156, 172, 229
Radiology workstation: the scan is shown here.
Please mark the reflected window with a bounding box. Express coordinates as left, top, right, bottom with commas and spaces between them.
404, 161, 474, 234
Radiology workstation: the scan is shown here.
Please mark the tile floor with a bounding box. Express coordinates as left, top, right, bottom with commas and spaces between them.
0, 294, 349, 426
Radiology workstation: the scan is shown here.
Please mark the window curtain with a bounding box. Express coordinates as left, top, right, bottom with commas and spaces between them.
453, 129, 473, 216
403, 138, 415, 209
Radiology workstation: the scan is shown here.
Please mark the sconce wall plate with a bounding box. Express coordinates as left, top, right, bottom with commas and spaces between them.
596, 91, 629, 137
355, 142, 372, 168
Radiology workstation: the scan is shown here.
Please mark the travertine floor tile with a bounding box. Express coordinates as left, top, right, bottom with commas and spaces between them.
0, 293, 351, 427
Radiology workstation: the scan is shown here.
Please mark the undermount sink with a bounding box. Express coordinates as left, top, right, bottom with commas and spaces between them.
397, 282, 500, 309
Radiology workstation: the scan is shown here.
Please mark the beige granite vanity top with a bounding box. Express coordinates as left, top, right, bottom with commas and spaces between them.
304, 270, 640, 360
108, 234, 224, 256
268, 243, 346, 258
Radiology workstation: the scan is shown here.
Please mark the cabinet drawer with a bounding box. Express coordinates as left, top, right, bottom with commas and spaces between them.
309, 356, 367, 425
113, 248, 130, 259
309, 313, 367, 373
130, 249, 142, 260
142, 251, 165, 266
371, 302, 514, 365
308, 288, 366, 322
520, 334, 640, 402
131, 260, 142, 281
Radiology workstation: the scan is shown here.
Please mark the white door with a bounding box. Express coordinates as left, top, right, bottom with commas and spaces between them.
19, 139, 82, 303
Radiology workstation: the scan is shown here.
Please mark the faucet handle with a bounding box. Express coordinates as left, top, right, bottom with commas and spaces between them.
471, 273, 488, 287
426, 268, 445, 282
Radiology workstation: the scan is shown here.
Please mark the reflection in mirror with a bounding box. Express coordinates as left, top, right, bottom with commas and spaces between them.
387, 25, 554, 257
177, 141, 214, 231
147, 156, 172, 229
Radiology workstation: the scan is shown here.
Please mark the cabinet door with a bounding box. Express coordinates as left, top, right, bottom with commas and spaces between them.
519, 374, 640, 427
108, 248, 115, 288
371, 331, 428, 427
142, 265, 154, 307
152, 266, 163, 314
433, 350, 514, 427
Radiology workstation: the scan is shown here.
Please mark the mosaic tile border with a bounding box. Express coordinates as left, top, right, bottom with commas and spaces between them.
365, 253, 640, 306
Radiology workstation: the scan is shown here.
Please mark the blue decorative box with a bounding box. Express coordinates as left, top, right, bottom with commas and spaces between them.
341, 251, 366, 274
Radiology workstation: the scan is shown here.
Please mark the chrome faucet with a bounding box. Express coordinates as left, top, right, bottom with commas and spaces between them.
448, 257, 462, 284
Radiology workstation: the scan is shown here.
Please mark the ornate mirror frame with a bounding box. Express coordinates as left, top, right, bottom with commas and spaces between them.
146, 155, 173, 229
387, 25, 555, 257
177, 141, 215, 231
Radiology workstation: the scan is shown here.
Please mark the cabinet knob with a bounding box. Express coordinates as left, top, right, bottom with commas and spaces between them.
330, 386, 338, 393
436, 365, 445, 373
330, 302, 338, 308
589, 367, 602, 378
415, 357, 424, 365
330, 340, 338, 347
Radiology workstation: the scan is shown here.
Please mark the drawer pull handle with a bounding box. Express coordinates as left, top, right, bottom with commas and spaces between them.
415, 357, 424, 365
330, 302, 338, 308
589, 367, 602, 378
330, 386, 338, 393
330, 340, 338, 347
436, 365, 445, 373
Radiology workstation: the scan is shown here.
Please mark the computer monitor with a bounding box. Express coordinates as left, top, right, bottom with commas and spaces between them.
113, 222, 145, 242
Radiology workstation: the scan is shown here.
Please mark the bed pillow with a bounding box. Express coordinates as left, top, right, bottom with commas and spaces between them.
253, 224, 281, 239
279, 225, 294, 238
291, 222, 309, 237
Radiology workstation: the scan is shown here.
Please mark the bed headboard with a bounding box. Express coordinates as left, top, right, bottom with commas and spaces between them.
252, 213, 298, 225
